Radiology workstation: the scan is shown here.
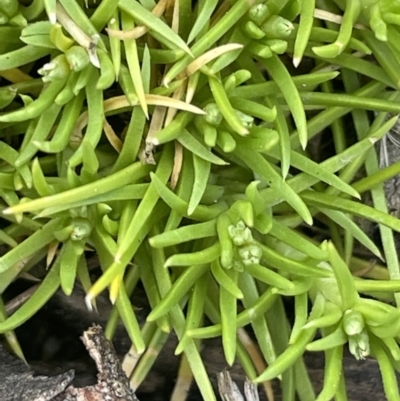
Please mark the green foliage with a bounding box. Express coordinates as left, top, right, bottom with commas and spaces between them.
1, 0, 400, 400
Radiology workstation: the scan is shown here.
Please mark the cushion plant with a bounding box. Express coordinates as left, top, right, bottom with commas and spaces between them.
1, 0, 400, 400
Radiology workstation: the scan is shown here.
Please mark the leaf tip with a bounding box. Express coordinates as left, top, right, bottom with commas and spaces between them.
292, 56, 301, 68
109, 292, 118, 305
304, 214, 313, 226
48, 12, 57, 25
146, 311, 156, 322
85, 294, 94, 311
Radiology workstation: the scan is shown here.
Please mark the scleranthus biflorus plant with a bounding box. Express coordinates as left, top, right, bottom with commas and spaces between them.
2, 0, 400, 399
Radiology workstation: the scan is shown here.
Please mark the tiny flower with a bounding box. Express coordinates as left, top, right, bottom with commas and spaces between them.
248, 3, 270, 25
238, 243, 262, 266
262, 15, 294, 39
228, 221, 253, 246
38, 55, 70, 82
65, 46, 90, 72
204, 102, 223, 126
343, 309, 365, 336
71, 217, 93, 241
348, 330, 370, 360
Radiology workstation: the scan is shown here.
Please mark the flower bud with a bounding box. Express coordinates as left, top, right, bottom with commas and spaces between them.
228, 221, 253, 246
66, 46, 90, 72
204, 102, 223, 126
343, 309, 365, 336
238, 243, 262, 266
38, 54, 70, 82
348, 331, 370, 360
248, 4, 270, 25
262, 15, 294, 39
71, 217, 93, 241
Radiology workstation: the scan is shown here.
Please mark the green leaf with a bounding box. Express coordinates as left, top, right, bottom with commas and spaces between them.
289, 151, 360, 199
188, 154, 211, 215
150, 171, 227, 221
269, 220, 327, 260
302, 191, 400, 233
0, 263, 60, 333
236, 146, 313, 225
178, 129, 228, 165
119, 0, 192, 55
318, 208, 382, 259
188, 0, 219, 43
323, 241, 359, 310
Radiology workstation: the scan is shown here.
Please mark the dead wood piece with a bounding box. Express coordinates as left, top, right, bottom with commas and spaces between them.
0, 325, 139, 401
0, 342, 74, 401
218, 370, 260, 401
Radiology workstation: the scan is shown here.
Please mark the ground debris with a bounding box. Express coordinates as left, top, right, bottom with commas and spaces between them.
0, 325, 139, 401
217, 370, 260, 401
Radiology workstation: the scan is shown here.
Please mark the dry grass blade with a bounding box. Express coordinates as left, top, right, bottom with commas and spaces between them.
107, 0, 168, 40
103, 118, 123, 153
186, 44, 243, 76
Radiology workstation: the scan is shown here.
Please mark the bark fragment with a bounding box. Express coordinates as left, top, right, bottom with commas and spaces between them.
0, 325, 139, 401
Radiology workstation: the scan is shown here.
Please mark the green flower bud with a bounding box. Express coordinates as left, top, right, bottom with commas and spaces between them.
343, 309, 365, 336
65, 46, 90, 72
348, 331, 370, 360
262, 15, 294, 39
71, 217, 93, 241
238, 243, 262, 266
204, 102, 223, 126
38, 54, 70, 82
248, 4, 270, 25
228, 221, 253, 246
